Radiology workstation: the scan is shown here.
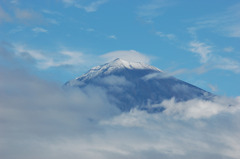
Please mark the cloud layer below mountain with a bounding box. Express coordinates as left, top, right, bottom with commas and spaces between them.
0, 67, 240, 159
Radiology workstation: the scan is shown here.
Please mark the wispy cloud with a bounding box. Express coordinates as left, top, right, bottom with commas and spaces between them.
101, 75, 132, 88
78, 0, 108, 12
192, 3, 240, 38
13, 45, 85, 69
189, 41, 212, 63
55, 50, 85, 67
1, 44, 151, 71
108, 35, 117, 39
156, 31, 176, 40
14, 45, 48, 61
32, 27, 48, 33
211, 56, 240, 73
42, 9, 62, 16
188, 40, 240, 74
62, 0, 108, 12
137, 0, 174, 22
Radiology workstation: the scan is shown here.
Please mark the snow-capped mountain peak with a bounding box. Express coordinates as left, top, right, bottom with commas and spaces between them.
76, 58, 162, 81
109, 58, 162, 71
65, 58, 212, 112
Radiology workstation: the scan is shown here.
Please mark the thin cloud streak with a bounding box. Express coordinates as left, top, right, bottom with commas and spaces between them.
62, 0, 108, 12
137, 0, 174, 22
156, 31, 176, 40
188, 40, 240, 74
191, 3, 240, 38
1, 44, 152, 71
12, 45, 86, 69
32, 27, 48, 33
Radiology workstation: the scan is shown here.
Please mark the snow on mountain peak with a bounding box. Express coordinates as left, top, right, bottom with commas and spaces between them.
76, 58, 162, 81
65, 58, 213, 112
108, 58, 161, 70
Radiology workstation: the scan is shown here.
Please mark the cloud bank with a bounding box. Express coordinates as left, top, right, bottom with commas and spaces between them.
0, 66, 240, 159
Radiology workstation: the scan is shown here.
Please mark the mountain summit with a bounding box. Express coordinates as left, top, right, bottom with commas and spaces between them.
74, 58, 162, 81
65, 59, 212, 112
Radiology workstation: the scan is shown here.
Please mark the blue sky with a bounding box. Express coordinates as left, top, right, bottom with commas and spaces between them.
0, 0, 240, 96
1, 1, 240, 159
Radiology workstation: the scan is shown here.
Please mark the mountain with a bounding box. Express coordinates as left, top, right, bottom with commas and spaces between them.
65, 58, 212, 112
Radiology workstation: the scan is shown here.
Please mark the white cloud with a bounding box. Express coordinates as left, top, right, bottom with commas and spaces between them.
156, 31, 175, 40
14, 44, 48, 61
100, 97, 240, 159
161, 97, 240, 119
6, 41, 240, 77
101, 109, 148, 127
62, 0, 108, 12
193, 3, 240, 38
79, 0, 108, 12
137, 0, 174, 22
4, 44, 153, 72
212, 56, 240, 73
100, 75, 133, 93
108, 35, 117, 39
187, 40, 240, 74
142, 72, 164, 80
42, 9, 62, 16
141, 71, 183, 81
189, 41, 212, 63
1, 67, 240, 159
101, 75, 131, 86
55, 50, 84, 67
101, 50, 150, 64
13, 45, 85, 69
193, 56, 240, 74
32, 27, 48, 33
